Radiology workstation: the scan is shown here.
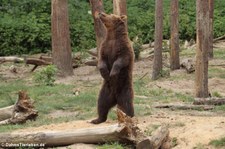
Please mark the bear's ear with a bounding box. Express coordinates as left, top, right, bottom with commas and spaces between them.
120, 15, 127, 22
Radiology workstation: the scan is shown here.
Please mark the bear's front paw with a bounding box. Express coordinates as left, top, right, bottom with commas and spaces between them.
100, 70, 110, 81
90, 118, 106, 124
110, 69, 119, 77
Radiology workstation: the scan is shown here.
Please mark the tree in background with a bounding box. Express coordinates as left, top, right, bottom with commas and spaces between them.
51, 0, 74, 77
152, 0, 163, 80
208, 0, 214, 58
89, 0, 106, 54
195, 0, 209, 98
113, 0, 127, 16
170, 0, 180, 70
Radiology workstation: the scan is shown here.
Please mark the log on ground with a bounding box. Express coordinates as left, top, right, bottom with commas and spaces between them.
0, 91, 38, 125
0, 109, 170, 148
194, 98, 225, 105
0, 105, 14, 121
154, 103, 214, 111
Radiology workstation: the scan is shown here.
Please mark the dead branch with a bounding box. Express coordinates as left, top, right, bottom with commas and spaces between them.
193, 97, 225, 105
154, 103, 214, 111
0, 57, 24, 64
0, 91, 38, 125
213, 34, 225, 43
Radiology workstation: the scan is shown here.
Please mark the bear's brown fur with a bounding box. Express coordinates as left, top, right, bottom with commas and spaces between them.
91, 12, 134, 124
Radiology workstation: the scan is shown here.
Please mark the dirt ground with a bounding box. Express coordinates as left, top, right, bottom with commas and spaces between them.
1, 44, 225, 148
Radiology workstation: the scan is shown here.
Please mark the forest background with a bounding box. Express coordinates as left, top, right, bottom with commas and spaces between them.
0, 0, 225, 56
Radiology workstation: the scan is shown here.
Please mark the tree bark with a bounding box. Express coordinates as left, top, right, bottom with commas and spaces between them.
152, 0, 163, 80
51, 0, 74, 77
113, 0, 127, 16
170, 0, 180, 70
208, 0, 214, 58
89, 0, 106, 55
195, 0, 210, 98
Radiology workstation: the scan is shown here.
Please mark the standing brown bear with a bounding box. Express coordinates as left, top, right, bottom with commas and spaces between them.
91, 12, 135, 124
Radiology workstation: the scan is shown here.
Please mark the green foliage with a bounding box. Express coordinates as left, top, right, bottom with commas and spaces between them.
97, 142, 124, 149
34, 65, 57, 86
132, 38, 143, 60
209, 137, 225, 147
0, 0, 225, 56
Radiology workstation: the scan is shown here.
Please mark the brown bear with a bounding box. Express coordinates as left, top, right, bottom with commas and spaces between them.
91, 12, 135, 124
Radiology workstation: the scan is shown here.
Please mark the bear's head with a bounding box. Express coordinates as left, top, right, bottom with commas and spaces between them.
98, 12, 127, 30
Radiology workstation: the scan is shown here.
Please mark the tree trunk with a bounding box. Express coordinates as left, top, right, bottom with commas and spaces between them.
152, 0, 163, 80
170, 0, 180, 70
195, 0, 210, 98
113, 0, 127, 16
208, 0, 214, 58
51, 0, 74, 77
89, 0, 106, 55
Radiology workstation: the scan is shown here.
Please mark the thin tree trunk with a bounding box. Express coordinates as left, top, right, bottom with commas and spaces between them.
208, 0, 214, 58
113, 0, 127, 16
195, 0, 209, 98
170, 0, 180, 70
113, 0, 128, 32
51, 0, 74, 77
89, 0, 106, 55
152, 0, 163, 80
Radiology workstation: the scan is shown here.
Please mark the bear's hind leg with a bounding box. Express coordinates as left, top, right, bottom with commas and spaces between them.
91, 83, 116, 124
117, 88, 134, 117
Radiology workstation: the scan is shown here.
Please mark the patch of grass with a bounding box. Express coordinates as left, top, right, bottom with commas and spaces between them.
171, 137, 178, 147
208, 67, 225, 79
214, 48, 225, 60
0, 78, 99, 132
134, 104, 152, 116
180, 48, 195, 58
97, 142, 124, 149
171, 122, 185, 128
212, 91, 223, 98
214, 105, 225, 112
209, 137, 225, 147
193, 143, 206, 149
144, 124, 160, 136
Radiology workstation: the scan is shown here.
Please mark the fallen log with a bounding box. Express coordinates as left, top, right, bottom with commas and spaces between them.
0, 105, 14, 121
193, 98, 225, 105
0, 57, 24, 64
154, 103, 214, 111
0, 124, 132, 147
0, 56, 81, 72
136, 125, 170, 149
0, 91, 38, 125
0, 109, 170, 148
